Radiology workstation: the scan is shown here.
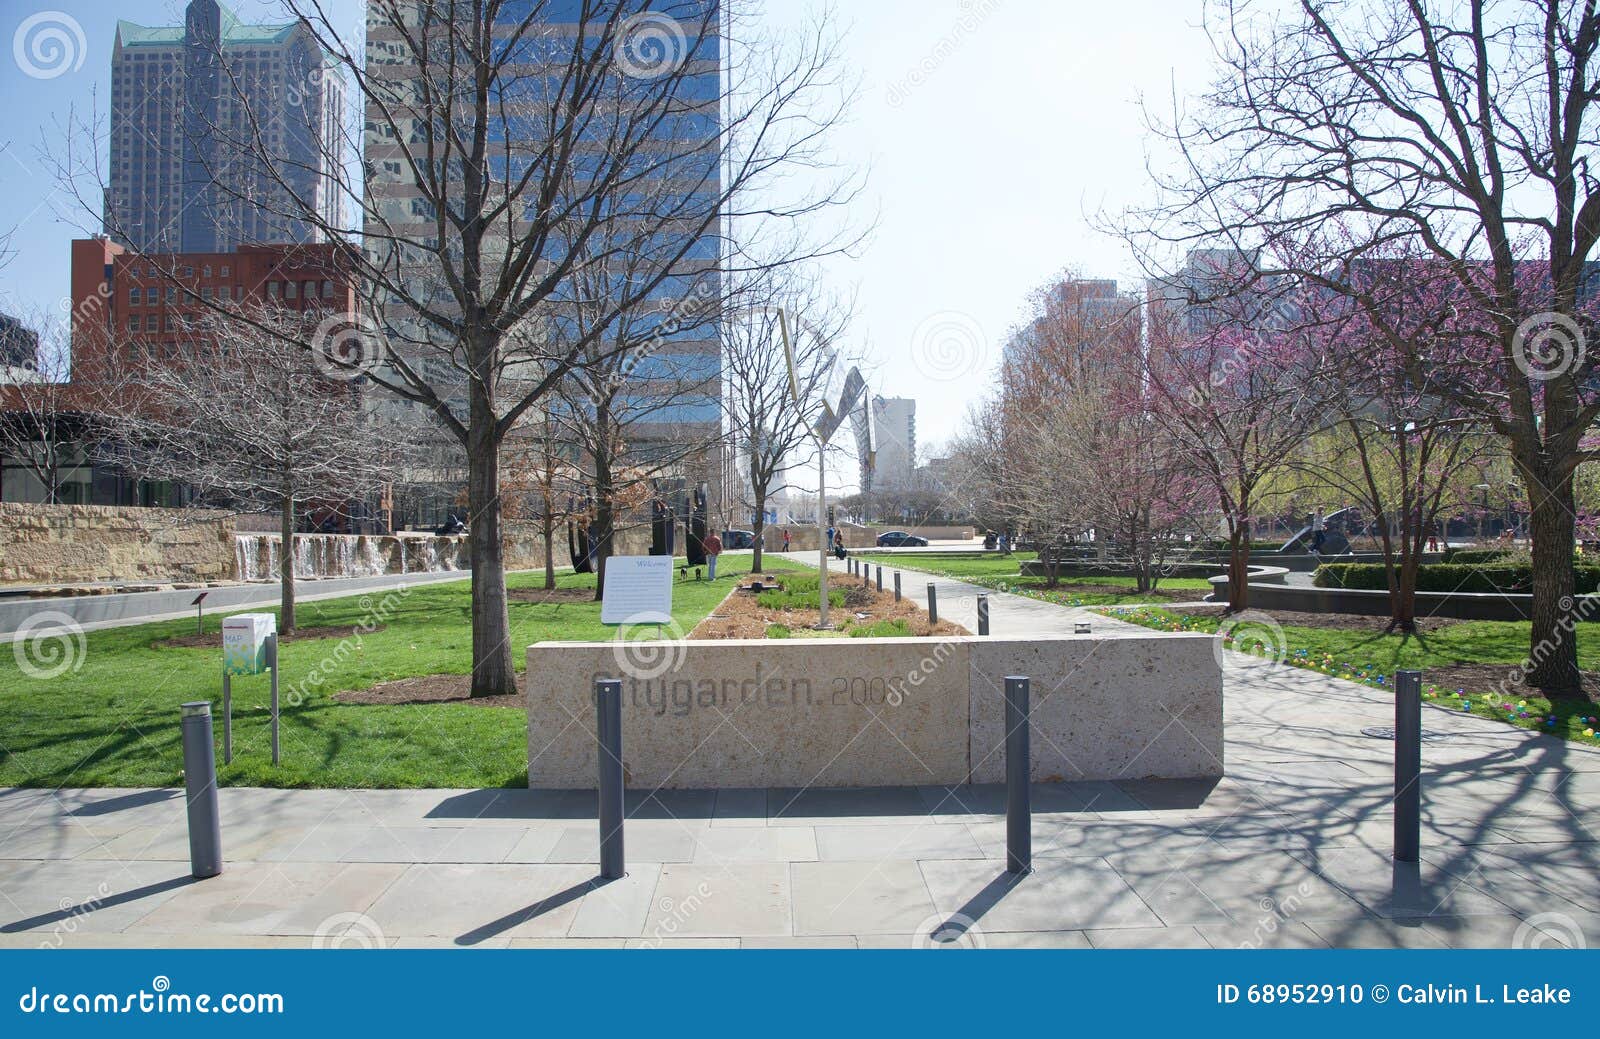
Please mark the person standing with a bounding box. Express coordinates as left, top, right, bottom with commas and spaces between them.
704, 530, 723, 580
782, 529, 791, 553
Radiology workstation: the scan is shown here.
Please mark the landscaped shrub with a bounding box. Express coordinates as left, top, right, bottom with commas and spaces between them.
1441, 548, 1515, 565
1314, 562, 1600, 595
846, 618, 912, 638
756, 574, 846, 610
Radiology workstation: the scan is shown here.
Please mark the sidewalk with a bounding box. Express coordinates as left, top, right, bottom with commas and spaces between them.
2, 556, 1597, 949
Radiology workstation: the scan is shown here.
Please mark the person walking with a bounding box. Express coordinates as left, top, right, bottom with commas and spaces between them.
704, 530, 723, 581
782, 529, 791, 553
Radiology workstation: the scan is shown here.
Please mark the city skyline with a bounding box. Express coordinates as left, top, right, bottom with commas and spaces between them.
0, 0, 1216, 452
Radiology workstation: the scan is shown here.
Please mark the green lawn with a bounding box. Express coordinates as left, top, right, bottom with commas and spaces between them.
1104, 606, 1600, 745
851, 550, 1214, 606
0, 554, 767, 790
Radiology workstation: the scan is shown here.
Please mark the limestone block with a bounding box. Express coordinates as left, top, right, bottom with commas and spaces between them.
527, 638, 971, 789
967, 633, 1223, 783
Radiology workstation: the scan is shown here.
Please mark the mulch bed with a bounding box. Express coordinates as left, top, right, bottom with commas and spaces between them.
1419, 664, 1600, 704
690, 579, 971, 639
157, 624, 386, 649
332, 674, 522, 708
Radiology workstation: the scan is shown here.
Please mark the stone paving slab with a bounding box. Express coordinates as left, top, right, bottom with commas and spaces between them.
4, 559, 1600, 948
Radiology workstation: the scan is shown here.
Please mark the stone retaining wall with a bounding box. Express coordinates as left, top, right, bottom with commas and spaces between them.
0, 503, 235, 585
526, 632, 1222, 788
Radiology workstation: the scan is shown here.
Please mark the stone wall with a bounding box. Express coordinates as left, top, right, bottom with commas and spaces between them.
526, 632, 1221, 788
0, 503, 236, 586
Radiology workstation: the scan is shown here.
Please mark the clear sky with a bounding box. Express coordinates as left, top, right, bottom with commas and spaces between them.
0, 0, 1216, 457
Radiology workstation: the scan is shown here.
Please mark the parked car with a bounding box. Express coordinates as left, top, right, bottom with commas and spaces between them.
875, 530, 928, 547
722, 529, 756, 549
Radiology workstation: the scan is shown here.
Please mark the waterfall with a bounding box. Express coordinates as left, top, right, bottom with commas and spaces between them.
233, 533, 467, 581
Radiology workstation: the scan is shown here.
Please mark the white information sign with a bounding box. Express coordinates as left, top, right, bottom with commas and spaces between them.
601, 555, 675, 625
222, 613, 276, 676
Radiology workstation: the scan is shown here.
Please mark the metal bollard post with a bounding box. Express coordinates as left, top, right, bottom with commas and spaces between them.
1394, 669, 1422, 863
268, 633, 280, 766
1004, 676, 1031, 874
927, 583, 938, 624
180, 702, 223, 879
894, 572, 901, 601
596, 678, 625, 880
876, 565, 883, 592
978, 594, 990, 636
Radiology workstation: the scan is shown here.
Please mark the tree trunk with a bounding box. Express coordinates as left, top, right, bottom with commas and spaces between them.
1226, 516, 1251, 613
751, 487, 767, 572
591, 453, 615, 602
1525, 466, 1582, 693
541, 508, 556, 590
279, 492, 296, 633
467, 426, 517, 698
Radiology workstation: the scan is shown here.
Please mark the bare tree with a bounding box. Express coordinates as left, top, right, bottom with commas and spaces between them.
1133, 0, 1600, 690
722, 276, 849, 571
96, 309, 398, 632
0, 310, 107, 504
57, 0, 861, 695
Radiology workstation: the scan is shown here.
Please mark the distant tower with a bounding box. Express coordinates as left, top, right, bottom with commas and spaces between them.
106, 1, 344, 253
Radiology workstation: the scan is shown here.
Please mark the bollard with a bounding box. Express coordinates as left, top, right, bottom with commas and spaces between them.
180, 702, 223, 879
1394, 669, 1422, 863
894, 571, 901, 601
927, 583, 938, 624
977, 594, 990, 636
596, 678, 626, 880
876, 565, 883, 592
1004, 676, 1031, 874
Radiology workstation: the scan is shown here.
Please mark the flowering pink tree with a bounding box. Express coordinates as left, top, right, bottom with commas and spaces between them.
1143, 300, 1332, 612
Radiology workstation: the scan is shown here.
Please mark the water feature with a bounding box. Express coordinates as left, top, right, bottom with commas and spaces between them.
233, 533, 468, 582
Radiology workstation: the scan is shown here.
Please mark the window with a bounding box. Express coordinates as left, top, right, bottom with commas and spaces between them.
200, 286, 213, 301
165, 287, 176, 303
129, 286, 141, 304
220, 265, 230, 277
267, 281, 280, 298
303, 280, 315, 300
127, 315, 140, 331
202, 265, 211, 278
146, 314, 159, 332
164, 314, 176, 332
180, 265, 193, 278
322, 279, 334, 298
284, 281, 298, 299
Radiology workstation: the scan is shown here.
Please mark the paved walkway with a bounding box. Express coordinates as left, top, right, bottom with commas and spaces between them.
2, 558, 1597, 949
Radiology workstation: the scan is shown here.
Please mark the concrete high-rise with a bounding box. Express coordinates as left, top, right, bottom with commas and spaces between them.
870, 396, 917, 490
105, 1, 344, 254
